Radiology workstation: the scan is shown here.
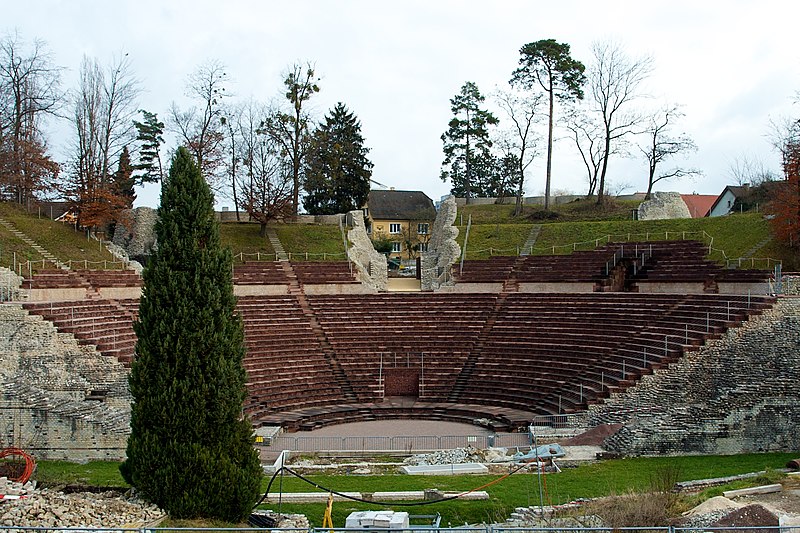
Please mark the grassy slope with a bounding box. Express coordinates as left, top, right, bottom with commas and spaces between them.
35, 452, 796, 526
219, 223, 276, 261
455, 223, 534, 259
276, 224, 348, 260
533, 212, 772, 263
457, 199, 643, 225
0, 202, 118, 270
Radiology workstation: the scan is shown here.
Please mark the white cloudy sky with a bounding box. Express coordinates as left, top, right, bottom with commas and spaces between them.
7, 0, 800, 208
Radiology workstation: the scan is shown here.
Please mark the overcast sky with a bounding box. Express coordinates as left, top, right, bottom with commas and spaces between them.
7, 0, 800, 208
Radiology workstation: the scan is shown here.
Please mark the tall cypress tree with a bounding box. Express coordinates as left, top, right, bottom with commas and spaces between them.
120, 147, 261, 521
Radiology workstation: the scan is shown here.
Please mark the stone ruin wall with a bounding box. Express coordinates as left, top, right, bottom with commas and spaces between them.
421, 195, 460, 291
346, 210, 387, 292
0, 304, 130, 460
587, 296, 800, 455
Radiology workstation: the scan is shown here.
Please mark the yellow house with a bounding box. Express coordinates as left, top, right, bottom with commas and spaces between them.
365, 189, 436, 260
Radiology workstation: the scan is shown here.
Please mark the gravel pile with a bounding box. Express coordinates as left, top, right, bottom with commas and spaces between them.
0, 478, 163, 527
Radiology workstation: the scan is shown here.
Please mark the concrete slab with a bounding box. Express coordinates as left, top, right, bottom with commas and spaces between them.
401, 462, 488, 475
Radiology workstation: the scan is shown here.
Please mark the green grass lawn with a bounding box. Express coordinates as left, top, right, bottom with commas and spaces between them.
259, 452, 795, 526
34, 451, 796, 527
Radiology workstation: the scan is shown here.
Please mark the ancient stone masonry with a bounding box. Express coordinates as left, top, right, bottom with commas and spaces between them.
347, 210, 387, 291
111, 206, 158, 262
587, 297, 800, 455
421, 195, 460, 291
0, 267, 23, 301
637, 191, 691, 220
0, 304, 130, 460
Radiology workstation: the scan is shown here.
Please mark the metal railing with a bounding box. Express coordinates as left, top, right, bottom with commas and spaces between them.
0, 525, 795, 533
262, 433, 532, 452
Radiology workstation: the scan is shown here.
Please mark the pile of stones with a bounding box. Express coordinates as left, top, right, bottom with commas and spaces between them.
0, 477, 163, 527
403, 446, 484, 466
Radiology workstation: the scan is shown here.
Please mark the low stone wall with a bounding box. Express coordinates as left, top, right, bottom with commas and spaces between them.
716, 282, 771, 295
438, 282, 503, 293
587, 297, 800, 455
26, 287, 92, 302
519, 282, 595, 293
636, 282, 707, 294
0, 304, 130, 460
302, 283, 375, 295
233, 284, 290, 297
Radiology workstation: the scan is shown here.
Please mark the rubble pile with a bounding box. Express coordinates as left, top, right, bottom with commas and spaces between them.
0, 478, 163, 527
403, 446, 484, 466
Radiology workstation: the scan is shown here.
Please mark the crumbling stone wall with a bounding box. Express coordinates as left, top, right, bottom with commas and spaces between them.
347, 210, 387, 292
637, 191, 691, 220
588, 297, 800, 455
0, 267, 24, 301
421, 195, 460, 291
112, 206, 157, 262
0, 305, 130, 460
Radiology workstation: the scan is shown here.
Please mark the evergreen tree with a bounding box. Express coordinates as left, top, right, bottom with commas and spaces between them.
113, 145, 136, 209
120, 147, 262, 521
440, 81, 498, 199
303, 102, 373, 214
511, 39, 586, 209
133, 109, 165, 184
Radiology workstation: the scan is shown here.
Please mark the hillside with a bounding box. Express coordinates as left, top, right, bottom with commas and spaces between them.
1, 200, 794, 271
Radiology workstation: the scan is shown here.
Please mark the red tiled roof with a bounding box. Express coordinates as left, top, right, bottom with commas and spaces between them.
681, 194, 718, 218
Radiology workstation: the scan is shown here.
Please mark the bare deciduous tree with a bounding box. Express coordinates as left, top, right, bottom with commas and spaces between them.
236, 102, 293, 236
494, 89, 543, 215
0, 31, 64, 204
169, 59, 229, 192
266, 61, 319, 216
639, 105, 700, 198
563, 106, 605, 197
589, 40, 653, 204
67, 53, 140, 229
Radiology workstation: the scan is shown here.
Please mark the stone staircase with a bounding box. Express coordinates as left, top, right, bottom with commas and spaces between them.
447, 293, 508, 402
265, 227, 288, 261
278, 261, 357, 401
0, 216, 67, 270
519, 224, 542, 256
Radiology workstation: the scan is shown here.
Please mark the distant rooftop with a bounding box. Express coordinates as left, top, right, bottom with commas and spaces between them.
367, 189, 436, 220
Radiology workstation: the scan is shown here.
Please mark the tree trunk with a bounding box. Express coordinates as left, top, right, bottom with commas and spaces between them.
545, 90, 554, 211
259, 222, 267, 238
597, 127, 612, 205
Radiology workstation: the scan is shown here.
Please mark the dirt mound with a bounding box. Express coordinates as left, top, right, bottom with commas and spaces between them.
711, 504, 779, 531
561, 424, 622, 446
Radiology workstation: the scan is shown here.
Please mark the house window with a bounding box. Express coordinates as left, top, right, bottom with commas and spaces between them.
391, 241, 402, 253
419, 242, 429, 252
417, 223, 429, 235
389, 223, 401, 234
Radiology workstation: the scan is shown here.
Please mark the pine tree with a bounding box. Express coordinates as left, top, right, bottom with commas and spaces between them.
120, 147, 262, 521
440, 81, 499, 199
303, 102, 373, 215
133, 110, 165, 184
